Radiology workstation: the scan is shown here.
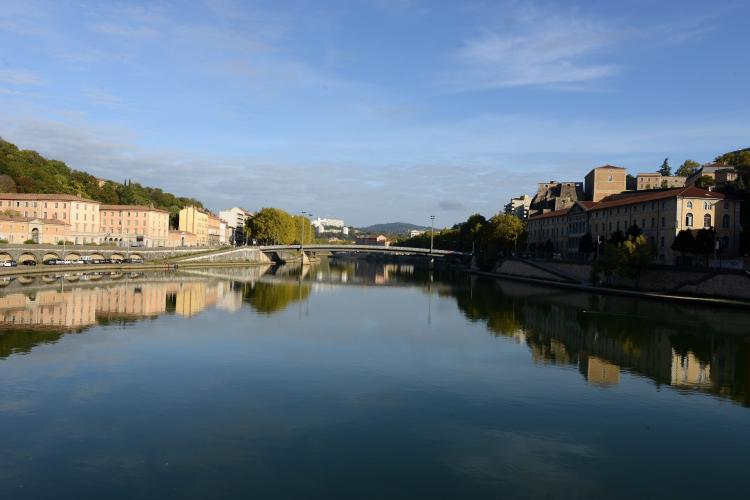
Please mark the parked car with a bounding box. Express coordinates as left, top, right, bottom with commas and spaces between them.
44, 259, 58, 265
21, 260, 37, 266
1, 260, 18, 267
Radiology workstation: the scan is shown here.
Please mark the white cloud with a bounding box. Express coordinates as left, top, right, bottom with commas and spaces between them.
0, 69, 43, 86
449, 6, 621, 90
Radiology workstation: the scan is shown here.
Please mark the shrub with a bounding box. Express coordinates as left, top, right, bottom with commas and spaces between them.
23, 239, 37, 244
57, 240, 75, 245
0, 239, 8, 244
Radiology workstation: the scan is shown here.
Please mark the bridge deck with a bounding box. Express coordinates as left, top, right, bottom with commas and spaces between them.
259, 244, 471, 257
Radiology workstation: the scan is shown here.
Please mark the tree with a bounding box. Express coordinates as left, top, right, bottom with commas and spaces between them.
694, 228, 716, 266
592, 242, 619, 285
617, 235, 655, 289
0, 174, 16, 192
246, 208, 297, 245
676, 159, 700, 177
671, 230, 695, 263
579, 233, 594, 258
626, 224, 642, 239
658, 157, 671, 176
695, 175, 715, 189
609, 230, 626, 245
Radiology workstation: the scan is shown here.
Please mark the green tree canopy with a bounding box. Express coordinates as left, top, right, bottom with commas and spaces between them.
658, 157, 671, 176
676, 159, 700, 177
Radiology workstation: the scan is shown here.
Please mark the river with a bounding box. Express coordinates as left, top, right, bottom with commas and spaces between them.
0, 259, 748, 499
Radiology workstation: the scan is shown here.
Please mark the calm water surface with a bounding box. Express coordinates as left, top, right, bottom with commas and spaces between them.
0, 260, 748, 499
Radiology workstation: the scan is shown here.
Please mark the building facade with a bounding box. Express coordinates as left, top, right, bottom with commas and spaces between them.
585, 165, 627, 202
356, 234, 390, 246
0, 215, 69, 244
636, 173, 686, 190
504, 195, 531, 220
527, 187, 741, 265
530, 181, 584, 215
179, 206, 208, 245
168, 230, 198, 247
0, 193, 101, 244
99, 205, 170, 247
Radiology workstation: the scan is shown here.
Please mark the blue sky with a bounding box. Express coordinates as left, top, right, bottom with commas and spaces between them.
0, 0, 748, 226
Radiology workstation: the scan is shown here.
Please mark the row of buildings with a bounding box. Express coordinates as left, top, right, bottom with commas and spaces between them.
0, 192, 256, 248
518, 164, 742, 264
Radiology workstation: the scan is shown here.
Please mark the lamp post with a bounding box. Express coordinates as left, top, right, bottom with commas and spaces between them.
429, 215, 435, 255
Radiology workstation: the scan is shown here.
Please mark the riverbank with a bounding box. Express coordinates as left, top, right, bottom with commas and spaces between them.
474, 264, 750, 308
0, 260, 273, 278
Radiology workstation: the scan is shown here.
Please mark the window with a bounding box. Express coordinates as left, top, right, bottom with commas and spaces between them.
608, 175, 613, 182
687, 201, 693, 209
704, 214, 711, 228
685, 213, 693, 227
704, 201, 710, 210
661, 217, 665, 227
723, 214, 730, 228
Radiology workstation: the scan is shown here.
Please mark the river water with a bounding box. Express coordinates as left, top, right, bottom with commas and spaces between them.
0, 260, 748, 499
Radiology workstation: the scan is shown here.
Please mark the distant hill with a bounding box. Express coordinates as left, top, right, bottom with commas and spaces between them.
0, 138, 204, 225
358, 222, 430, 235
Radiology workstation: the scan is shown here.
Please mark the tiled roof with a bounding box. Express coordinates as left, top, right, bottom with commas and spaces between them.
0, 192, 98, 203
529, 208, 570, 220
593, 164, 626, 170
100, 204, 169, 213
590, 187, 724, 211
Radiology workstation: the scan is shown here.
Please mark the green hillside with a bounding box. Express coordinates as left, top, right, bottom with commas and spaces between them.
0, 138, 204, 226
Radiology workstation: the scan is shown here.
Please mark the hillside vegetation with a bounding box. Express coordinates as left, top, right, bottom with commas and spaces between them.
0, 138, 204, 225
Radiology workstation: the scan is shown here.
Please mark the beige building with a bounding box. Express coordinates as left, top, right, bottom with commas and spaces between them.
636, 173, 686, 190
0, 193, 101, 244
528, 187, 741, 264
99, 205, 170, 247
169, 229, 199, 247
179, 206, 209, 245
686, 163, 739, 187
585, 165, 627, 202
207, 213, 222, 246
0, 214, 69, 244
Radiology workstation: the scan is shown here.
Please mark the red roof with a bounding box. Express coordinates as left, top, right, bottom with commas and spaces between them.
529, 208, 570, 220
100, 204, 169, 213
0, 192, 98, 203
590, 186, 724, 211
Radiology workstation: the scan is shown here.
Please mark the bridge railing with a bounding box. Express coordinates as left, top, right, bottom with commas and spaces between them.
257, 244, 470, 257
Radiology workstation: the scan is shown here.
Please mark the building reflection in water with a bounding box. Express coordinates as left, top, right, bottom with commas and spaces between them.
452, 277, 749, 407
0, 263, 747, 408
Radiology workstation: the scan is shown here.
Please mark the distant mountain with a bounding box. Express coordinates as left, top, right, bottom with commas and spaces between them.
357, 222, 430, 235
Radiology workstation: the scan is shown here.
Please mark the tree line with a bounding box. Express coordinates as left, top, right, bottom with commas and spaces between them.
244, 208, 315, 245
395, 213, 525, 269
0, 139, 204, 227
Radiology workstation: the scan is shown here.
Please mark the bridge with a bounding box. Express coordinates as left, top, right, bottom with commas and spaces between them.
260, 244, 470, 256
0, 243, 471, 265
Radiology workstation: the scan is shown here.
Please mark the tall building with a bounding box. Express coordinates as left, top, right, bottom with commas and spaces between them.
179, 206, 209, 245
219, 207, 252, 245
585, 165, 627, 202
312, 217, 345, 235
0, 193, 102, 244
504, 195, 531, 220
99, 205, 170, 247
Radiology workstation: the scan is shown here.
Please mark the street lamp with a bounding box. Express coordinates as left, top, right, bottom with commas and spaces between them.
429, 215, 435, 255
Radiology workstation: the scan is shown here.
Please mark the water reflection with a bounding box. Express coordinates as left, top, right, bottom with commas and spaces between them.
0, 261, 748, 408
451, 277, 750, 406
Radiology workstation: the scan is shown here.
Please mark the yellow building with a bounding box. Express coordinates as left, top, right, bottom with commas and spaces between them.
168, 229, 198, 247
0, 193, 101, 244
207, 213, 222, 246
178, 206, 209, 246
528, 186, 741, 264
584, 165, 627, 202
100, 205, 170, 247
0, 214, 69, 244
636, 173, 686, 190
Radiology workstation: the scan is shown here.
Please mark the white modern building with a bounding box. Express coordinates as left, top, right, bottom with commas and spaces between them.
312, 217, 346, 235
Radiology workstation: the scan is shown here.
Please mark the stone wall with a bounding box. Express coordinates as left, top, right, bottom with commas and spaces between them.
494, 258, 750, 301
